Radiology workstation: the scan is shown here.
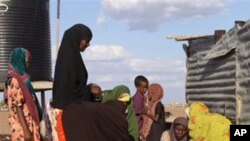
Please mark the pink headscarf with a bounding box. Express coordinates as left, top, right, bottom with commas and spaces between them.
140, 83, 163, 140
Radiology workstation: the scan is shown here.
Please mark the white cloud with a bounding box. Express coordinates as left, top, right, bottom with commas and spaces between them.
96, 13, 107, 26
96, 74, 113, 82
98, 0, 233, 32
129, 58, 185, 73
96, 74, 132, 82
83, 44, 131, 61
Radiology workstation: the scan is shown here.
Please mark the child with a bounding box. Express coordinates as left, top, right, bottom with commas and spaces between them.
132, 75, 149, 131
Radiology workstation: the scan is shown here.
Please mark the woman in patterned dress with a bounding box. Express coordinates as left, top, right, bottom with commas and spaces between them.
4, 48, 41, 141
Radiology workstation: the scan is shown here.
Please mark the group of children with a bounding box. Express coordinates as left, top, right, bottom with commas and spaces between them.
132, 75, 188, 141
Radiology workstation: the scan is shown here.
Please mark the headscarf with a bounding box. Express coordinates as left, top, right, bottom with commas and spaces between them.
9, 48, 29, 75
52, 24, 93, 109
102, 85, 139, 141
140, 83, 163, 140
169, 117, 188, 141
6, 48, 41, 124
188, 102, 231, 141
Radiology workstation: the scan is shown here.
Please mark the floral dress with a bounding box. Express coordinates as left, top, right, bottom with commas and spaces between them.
6, 77, 40, 141
188, 102, 231, 141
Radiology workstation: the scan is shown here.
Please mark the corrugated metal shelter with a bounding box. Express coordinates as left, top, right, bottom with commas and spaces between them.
170, 20, 250, 124
235, 20, 250, 124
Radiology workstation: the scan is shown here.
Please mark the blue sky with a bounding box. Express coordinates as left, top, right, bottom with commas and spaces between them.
48, 0, 249, 104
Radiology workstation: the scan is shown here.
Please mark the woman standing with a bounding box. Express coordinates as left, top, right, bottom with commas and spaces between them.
5, 48, 41, 141
51, 24, 101, 109
49, 24, 101, 141
140, 83, 166, 141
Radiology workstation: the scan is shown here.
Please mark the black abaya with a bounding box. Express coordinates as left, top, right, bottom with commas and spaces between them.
51, 24, 93, 109
62, 101, 132, 141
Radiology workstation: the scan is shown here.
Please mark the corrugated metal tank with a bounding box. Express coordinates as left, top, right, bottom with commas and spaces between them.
0, 0, 51, 82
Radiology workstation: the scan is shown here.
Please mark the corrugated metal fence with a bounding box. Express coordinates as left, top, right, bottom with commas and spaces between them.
184, 20, 250, 124
236, 20, 250, 124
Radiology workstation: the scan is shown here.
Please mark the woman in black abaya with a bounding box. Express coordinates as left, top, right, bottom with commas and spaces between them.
51, 24, 101, 109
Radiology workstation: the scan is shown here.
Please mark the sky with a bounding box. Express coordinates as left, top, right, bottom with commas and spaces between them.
48, 0, 249, 104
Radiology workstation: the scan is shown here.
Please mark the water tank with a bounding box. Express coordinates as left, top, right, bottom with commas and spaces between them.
0, 0, 51, 82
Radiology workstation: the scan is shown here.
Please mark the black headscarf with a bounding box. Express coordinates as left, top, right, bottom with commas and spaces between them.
51, 24, 93, 109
